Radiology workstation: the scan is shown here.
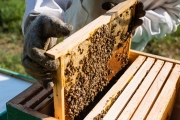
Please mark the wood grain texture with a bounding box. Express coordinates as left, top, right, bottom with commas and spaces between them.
85, 55, 146, 119
117, 60, 164, 120
131, 62, 173, 120
24, 89, 52, 109
34, 94, 53, 111
146, 64, 180, 120
129, 50, 180, 64
53, 57, 65, 120
103, 57, 155, 120
7, 83, 43, 104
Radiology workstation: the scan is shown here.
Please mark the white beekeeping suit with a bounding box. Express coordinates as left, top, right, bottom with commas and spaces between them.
22, 0, 180, 51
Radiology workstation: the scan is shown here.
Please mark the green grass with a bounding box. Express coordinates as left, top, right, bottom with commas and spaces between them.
0, 0, 25, 34
143, 25, 180, 60
0, 33, 25, 74
0, 0, 26, 75
0, 0, 180, 75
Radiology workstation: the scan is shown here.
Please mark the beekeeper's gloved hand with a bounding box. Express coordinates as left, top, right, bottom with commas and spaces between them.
21, 13, 72, 89
131, 2, 145, 32
102, 1, 145, 32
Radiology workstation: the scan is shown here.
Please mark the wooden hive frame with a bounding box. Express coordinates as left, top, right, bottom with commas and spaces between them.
46, 0, 137, 119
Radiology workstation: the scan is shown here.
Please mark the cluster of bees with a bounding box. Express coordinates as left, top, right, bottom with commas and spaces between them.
63, 7, 133, 119
94, 91, 122, 119
64, 24, 114, 119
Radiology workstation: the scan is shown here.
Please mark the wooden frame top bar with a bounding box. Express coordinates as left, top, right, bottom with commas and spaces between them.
46, 0, 137, 59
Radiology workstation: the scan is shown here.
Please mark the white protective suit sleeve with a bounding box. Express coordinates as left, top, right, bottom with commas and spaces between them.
22, 0, 180, 51
21, 0, 72, 35
132, 0, 180, 50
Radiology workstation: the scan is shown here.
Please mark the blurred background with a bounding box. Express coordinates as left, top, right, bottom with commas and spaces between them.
0, 0, 180, 76
0, 0, 26, 75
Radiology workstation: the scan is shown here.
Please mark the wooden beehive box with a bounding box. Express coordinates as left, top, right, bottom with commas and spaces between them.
45, 0, 137, 119
6, 50, 180, 120
85, 50, 180, 120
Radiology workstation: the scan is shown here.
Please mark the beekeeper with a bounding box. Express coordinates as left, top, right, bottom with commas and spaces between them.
21, 0, 180, 89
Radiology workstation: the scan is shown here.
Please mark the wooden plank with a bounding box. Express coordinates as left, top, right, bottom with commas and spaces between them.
109, 0, 136, 21
7, 83, 43, 104
36, 94, 54, 117
117, 60, 164, 120
146, 64, 180, 120
103, 57, 155, 120
46, 0, 137, 59
34, 94, 53, 111
53, 57, 65, 120
130, 50, 180, 64
24, 89, 52, 108
85, 55, 146, 119
131, 62, 173, 120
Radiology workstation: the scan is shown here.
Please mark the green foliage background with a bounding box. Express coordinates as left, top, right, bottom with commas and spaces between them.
144, 26, 180, 60
0, 0, 180, 75
0, 0, 26, 74
0, 0, 25, 34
